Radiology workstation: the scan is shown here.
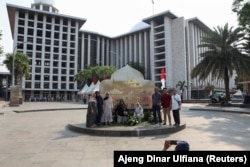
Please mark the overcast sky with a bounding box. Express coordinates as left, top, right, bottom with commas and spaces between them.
0, 0, 238, 56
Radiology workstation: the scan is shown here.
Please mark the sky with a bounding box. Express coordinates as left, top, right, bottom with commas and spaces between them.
0, 0, 238, 56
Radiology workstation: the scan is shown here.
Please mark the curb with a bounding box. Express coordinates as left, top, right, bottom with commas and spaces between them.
13, 108, 87, 113
67, 123, 186, 137
189, 107, 250, 115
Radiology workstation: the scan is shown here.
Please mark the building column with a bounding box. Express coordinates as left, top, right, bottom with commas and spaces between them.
149, 21, 155, 83
124, 37, 128, 65
81, 33, 85, 69
96, 36, 100, 65
87, 34, 91, 65
101, 38, 105, 66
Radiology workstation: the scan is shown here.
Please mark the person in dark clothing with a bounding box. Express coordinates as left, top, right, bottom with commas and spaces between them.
152, 87, 162, 124
83, 94, 87, 104
95, 91, 103, 126
115, 99, 128, 123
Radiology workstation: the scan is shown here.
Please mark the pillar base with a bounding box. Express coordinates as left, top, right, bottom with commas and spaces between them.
9, 85, 20, 107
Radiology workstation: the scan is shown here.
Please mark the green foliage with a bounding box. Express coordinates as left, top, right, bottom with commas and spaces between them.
126, 116, 139, 126
204, 83, 215, 93
75, 65, 116, 86
124, 110, 154, 126
191, 23, 250, 101
3, 52, 30, 85
143, 110, 154, 123
232, 0, 250, 53
232, 0, 250, 31
204, 83, 215, 97
127, 61, 145, 76
176, 80, 187, 91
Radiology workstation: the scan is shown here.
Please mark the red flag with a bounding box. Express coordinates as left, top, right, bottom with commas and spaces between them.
160, 68, 165, 89
92, 77, 97, 84
160, 68, 165, 80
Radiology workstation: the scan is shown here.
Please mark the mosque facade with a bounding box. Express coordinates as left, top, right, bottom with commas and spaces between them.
6, 0, 234, 101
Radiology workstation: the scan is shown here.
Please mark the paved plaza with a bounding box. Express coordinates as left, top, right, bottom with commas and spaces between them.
0, 101, 250, 167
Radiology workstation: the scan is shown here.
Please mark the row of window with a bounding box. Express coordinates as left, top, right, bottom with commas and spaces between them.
34, 60, 75, 68
18, 27, 76, 41
19, 51, 76, 62
27, 45, 75, 54
19, 44, 75, 54
32, 68, 75, 75
26, 55, 75, 62
31, 55, 75, 61
29, 75, 75, 82
18, 19, 75, 33
25, 82, 75, 89
17, 45, 75, 55
17, 36, 76, 48
18, 12, 76, 26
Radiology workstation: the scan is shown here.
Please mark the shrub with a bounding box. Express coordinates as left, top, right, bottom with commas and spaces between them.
143, 109, 153, 123
126, 116, 139, 126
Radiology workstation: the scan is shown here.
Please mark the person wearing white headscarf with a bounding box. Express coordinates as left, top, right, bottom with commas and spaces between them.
101, 92, 113, 125
134, 102, 144, 123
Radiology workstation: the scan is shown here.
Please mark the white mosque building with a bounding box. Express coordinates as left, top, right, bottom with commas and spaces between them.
6, 0, 234, 101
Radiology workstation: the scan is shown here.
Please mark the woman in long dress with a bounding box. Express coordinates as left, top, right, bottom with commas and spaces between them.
86, 93, 97, 128
101, 92, 113, 126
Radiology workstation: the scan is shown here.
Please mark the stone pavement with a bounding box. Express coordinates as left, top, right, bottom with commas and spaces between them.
0, 101, 250, 167
189, 103, 250, 114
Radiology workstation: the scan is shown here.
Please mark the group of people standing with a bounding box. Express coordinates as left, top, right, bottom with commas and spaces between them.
86, 91, 113, 128
86, 91, 145, 128
86, 87, 181, 128
152, 87, 182, 126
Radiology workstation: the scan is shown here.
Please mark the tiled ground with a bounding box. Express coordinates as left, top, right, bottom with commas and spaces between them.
0, 102, 250, 167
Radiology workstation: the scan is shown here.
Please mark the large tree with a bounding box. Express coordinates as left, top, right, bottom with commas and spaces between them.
75, 65, 116, 87
232, 0, 250, 53
3, 52, 30, 86
191, 23, 250, 102
176, 80, 187, 102
232, 0, 250, 31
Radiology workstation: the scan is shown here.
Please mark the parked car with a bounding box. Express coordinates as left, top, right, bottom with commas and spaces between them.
209, 92, 225, 103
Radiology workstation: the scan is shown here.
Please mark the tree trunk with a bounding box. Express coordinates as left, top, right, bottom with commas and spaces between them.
16, 75, 23, 103
224, 69, 231, 102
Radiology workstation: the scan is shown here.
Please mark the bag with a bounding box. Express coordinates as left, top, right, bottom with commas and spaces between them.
173, 96, 181, 108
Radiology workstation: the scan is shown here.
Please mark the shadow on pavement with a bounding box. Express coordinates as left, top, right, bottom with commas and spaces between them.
183, 108, 250, 150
